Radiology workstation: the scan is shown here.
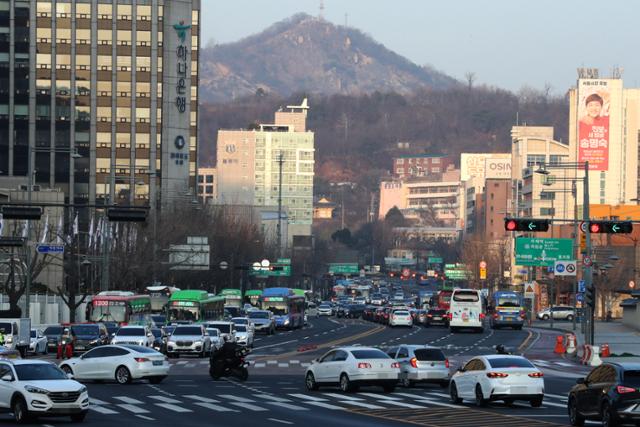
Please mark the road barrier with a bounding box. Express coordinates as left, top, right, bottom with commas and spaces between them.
297, 344, 318, 352
600, 343, 610, 358
578, 345, 590, 365
554, 335, 566, 354
565, 333, 577, 355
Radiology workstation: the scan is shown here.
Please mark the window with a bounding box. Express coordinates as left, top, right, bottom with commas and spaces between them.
386, 347, 398, 358
487, 357, 535, 369
432, 158, 441, 164
586, 365, 616, 384
396, 347, 409, 358
540, 192, 555, 200
540, 207, 555, 216
396, 159, 403, 165
206, 175, 214, 183
319, 351, 336, 363
351, 349, 390, 360
549, 155, 567, 166
526, 154, 546, 167
334, 350, 348, 362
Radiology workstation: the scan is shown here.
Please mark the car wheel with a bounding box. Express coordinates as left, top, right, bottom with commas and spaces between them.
305, 372, 319, 391
475, 384, 487, 407
567, 315, 574, 321
12, 397, 32, 424
602, 402, 620, 427
340, 373, 354, 393
401, 377, 414, 388
568, 397, 585, 426
449, 381, 462, 404
530, 396, 543, 408
70, 411, 87, 422
115, 365, 132, 384
542, 314, 549, 320
60, 365, 73, 376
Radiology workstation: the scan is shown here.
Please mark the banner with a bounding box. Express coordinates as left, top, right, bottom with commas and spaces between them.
578, 79, 610, 171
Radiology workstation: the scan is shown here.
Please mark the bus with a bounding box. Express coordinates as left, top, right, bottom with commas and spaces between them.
489, 291, 525, 330
167, 290, 225, 323
259, 288, 305, 329
436, 289, 453, 310
449, 289, 485, 333
145, 285, 180, 313
218, 289, 243, 308
244, 290, 263, 307
86, 291, 151, 325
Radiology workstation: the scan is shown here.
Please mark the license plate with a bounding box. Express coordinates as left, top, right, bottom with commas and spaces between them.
463, 318, 468, 322
152, 361, 163, 366
75, 346, 85, 350
433, 317, 441, 320
511, 386, 527, 393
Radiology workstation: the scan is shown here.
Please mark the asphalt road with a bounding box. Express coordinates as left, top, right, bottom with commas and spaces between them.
10, 317, 588, 427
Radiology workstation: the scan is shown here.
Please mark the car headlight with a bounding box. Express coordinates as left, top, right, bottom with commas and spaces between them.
89, 340, 98, 345
284, 319, 290, 325
194, 341, 202, 346
25, 385, 49, 395
79, 386, 87, 394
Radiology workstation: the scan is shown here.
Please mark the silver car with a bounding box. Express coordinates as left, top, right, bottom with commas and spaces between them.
388, 345, 450, 388
536, 306, 576, 321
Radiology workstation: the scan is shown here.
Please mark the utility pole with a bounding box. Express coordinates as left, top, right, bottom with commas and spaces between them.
583, 162, 594, 345
25, 148, 33, 319
276, 153, 284, 258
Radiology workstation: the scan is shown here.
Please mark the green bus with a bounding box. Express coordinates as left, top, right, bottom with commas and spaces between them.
167, 290, 225, 322
244, 290, 262, 307
218, 288, 243, 308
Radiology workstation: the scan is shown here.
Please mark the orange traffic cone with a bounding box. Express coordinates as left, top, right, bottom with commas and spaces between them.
554, 335, 566, 354
601, 343, 610, 357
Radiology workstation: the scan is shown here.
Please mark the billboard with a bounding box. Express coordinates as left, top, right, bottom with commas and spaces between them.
577, 79, 610, 171
460, 153, 510, 181
485, 157, 512, 179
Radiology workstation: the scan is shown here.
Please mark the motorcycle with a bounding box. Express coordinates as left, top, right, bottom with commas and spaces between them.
209, 346, 250, 381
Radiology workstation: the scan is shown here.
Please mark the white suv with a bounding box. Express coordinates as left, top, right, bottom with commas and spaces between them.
0, 359, 89, 423
111, 326, 153, 347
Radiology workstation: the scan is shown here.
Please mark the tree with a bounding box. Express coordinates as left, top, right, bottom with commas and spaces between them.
384, 206, 406, 227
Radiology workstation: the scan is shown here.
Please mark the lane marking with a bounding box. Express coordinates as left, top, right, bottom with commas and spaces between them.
148, 395, 182, 404
117, 403, 150, 414
322, 393, 364, 400
253, 394, 292, 402
267, 418, 294, 425
288, 393, 327, 401
544, 393, 569, 400
217, 394, 255, 402
265, 402, 309, 411
114, 396, 144, 404
194, 402, 239, 412
136, 415, 156, 421
414, 397, 465, 408
229, 402, 268, 411
89, 398, 110, 405
90, 406, 119, 415
154, 403, 192, 413
183, 395, 220, 403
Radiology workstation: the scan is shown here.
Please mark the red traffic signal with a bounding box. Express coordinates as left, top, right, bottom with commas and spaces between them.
504, 218, 550, 232
588, 221, 633, 234
505, 220, 517, 231
589, 223, 601, 233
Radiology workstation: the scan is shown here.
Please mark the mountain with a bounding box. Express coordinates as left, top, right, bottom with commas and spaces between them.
199, 14, 459, 102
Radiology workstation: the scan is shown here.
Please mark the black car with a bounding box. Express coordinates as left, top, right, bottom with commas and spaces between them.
335, 303, 350, 318
343, 304, 366, 319
69, 323, 109, 354
42, 325, 64, 351
425, 309, 449, 327
568, 362, 640, 426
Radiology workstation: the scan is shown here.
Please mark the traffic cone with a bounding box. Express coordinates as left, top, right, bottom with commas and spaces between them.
601, 343, 610, 358
554, 335, 566, 354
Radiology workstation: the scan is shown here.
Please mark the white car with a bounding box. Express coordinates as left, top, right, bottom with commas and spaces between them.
203, 322, 236, 343
206, 328, 223, 351
318, 304, 333, 316
0, 359, 89, 423
231, 317, 255, 334
59, 344, 169, 385
389, 310, 413, 327
234, 325, 254, 348
449, 355, 544, 407
29, 329, 48, 355
167, 325, 212, 358
110, 325, 154, 347
304, 346, 400, 393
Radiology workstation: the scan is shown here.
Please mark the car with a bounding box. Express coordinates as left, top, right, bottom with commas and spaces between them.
246, 310, 275, 335
110, 325, 154, 347
389, 309, 413, 327
231, 317, 255, 334
354, 297, 366, 305
28, 329, 48, 355
68, 323, 110, 355
536, 306, 576, 321
425, 309, 450, 327
203, 321, 236, 342
150, 315, 166, 328
317, 303, 333, 316
567, 362, 640, 427
336, 303, 350, 318
370, 293, 385, 306
449, 355, 544, 407
304, 346, 400, 393
234, 325, 254, 348
0, 360, 89, 423
387, 345, 450, 388
59, 344, 169, 385
343, 304, 366, 319
206, 328, 223, 351
306, 302, 318, 317
166, 325, 212, 358
42, 325, 64, 352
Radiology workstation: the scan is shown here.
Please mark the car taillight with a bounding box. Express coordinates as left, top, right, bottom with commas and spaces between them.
410, 357, 418, 368
358, 363, 371, 369
445, 359, 450, 368
391, 362, 400, 369
528, 372, 544, 378
617, 385, 637, 394
486, 372, 509, 378
134, 357, 150, 363
427, 314, 433, 318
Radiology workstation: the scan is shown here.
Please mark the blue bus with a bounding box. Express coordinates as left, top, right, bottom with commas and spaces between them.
259, 288, 305, 329
489, 291, 525, 330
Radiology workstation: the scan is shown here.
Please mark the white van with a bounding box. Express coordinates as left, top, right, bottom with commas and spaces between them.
449, 289, 484, 333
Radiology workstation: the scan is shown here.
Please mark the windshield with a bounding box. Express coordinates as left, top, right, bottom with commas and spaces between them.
488, 357, 535, 368
172, 327, 202, 336
71, 325, 99, 336
15, 364, 67, 381
319, 304, 331, 309
209, 324, 232, 333
351, 349, 391, 360
232, 318, 247, 325
90, 304, 127, 323
248, 312, 269, 319
151, 329, 162, 338
0, 323, 12, 333
264, 302, 288, 316
168, 307, 199, 322
116, 328, 145, 336
623, 371, 640, 388
453, 291, 479, 302
414, 348, 446, 361
394, 311, 409, 315
497, 297, 520, 307
120, 345, 158, 354
43, 326, 63, 336
151, 316, 165, 324
206, 329, 219, 337
236, 325, 247, 332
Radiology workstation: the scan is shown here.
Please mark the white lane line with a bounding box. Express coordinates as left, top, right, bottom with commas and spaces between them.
288, 393, 327, 401
90, 406, 119, 415
267, 360, 278, 365
533, 360, 551, 366
267, 419, 294, 425
322, 393, 364, 401
359, 393, 402, 401
229, 402, 268, 411
114, 396, 144, 404
217, 394, 255, 402
185, 363, 196, 368
194, 402, 239, 412
265, 402, 309, 411
177, 361, 189, 365
555, 362, 574, 367
416, 397, 465, 408
148, 395, 182, 404
89, 398, 110, 405
252, 339, 298, 351
289, 360, 300, 364
544, 393, 568, 400
542, 401, 568, 408
342, 401, 386, 409
136, 415, 156, 421
183, 395, 220, 403
303, 401, 345, 410
253, 394, 292, 402
254, 363, 266, 368
425, 392, 450, 399
277, 363, 289, 368
154, 403, 192, 413
117, 404, 150, 414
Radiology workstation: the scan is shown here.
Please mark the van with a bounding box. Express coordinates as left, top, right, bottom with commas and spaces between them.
306, 302, 318, 317
449, 289, 484, 333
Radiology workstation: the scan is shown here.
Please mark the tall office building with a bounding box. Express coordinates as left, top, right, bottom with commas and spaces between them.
0, 0, 200, 208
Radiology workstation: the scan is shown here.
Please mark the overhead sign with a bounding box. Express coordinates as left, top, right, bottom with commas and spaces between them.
444, 263, 471, 280
554, 260, 577, 276
428, 257, 443, 264
515, 238, 573, 267
328, 263, 359, 274
36, 244, 64, 254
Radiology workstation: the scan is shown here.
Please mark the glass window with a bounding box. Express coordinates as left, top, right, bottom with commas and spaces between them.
350, 349, 390, 360
487, 357, 535, 369
15, 364, 67, 381
396, 347, 409, 358
77, 4, 90, 15
623, 370, 640, 388
319, 351, 335, 363
414, 348, 446, 361
98, 4, 112, 16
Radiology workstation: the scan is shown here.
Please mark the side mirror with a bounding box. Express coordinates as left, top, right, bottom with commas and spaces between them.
576, 377, 585, 384
1, 374, 13, 382
66, 373, 74, 379
457, 367, 465, 373
314, 358, 320, 363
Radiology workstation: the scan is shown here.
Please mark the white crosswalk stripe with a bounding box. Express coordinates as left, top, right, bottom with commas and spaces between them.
90, 406, 119, 415
194, 402, 239, 412
302, 401, 345, 410
217, 394, 255, 403
265, 402, 309, 411
183, 395, 221, 403
149, 395, 182, 404
229, 402, 268, 411
155, 403, 193, 413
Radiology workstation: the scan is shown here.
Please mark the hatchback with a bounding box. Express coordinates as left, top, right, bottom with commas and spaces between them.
388, 345, 450, 388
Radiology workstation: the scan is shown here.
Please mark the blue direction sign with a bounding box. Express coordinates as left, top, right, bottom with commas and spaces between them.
576, 293, 584, 302
578, 280, 585, 293
36, 244, 64, 254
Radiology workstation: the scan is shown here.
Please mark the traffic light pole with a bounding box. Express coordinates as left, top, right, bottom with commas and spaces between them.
582, 162, 594, 346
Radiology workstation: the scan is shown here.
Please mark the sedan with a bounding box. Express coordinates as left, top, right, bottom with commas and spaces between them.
426, 309, 450, 327
389, 310, 413, 327
450, 355, 544, 407
317, 304, 333, 316
29, 328, 48, 355
59, 344, 169, 384
234, 325, 254, 348
568, 362, 640, 427
305, 346, 400, 393
388, 345, 450, 388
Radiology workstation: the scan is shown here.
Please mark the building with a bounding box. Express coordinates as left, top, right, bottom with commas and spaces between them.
313, 197, 336, 220
0, 0, 200, 209
216, 100, 315, 245
197, 167, 216, 204
480, 178, 513, 240
392, 154, 453, 179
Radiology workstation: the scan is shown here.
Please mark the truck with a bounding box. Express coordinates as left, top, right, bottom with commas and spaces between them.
0, 318, 31, 357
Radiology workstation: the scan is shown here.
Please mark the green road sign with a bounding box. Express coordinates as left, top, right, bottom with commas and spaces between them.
515, 237, 573, 267
444, 263, 470, 280
428, 257, 443, 264
249, 262, 291, 277
329, 263, 359, 274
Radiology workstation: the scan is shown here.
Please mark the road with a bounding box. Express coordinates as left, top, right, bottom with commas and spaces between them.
10, 317, 587, 427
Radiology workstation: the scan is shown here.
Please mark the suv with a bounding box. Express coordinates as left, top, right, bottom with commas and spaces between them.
69, 323, 109, 355
537, 306, 576, 321
246, 311, 275, 335
166, 324, 212, 358
0, 359, 89, 423
110, 325, 153, 347
387, 345, 449, 388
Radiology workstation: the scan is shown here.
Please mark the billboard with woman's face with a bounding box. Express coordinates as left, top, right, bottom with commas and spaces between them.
578, 79, 610, 171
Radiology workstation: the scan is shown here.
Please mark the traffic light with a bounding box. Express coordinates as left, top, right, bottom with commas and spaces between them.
584, 285, 596, 309
107, 208, 147, 222
1, 206, 42, 220
504, 218, 550, 232
588, 221, 633, 234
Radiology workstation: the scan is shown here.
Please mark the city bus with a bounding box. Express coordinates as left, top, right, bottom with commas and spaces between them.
489, 291, 525, 330
86, 291, 151, 325
167, 290, 226, 323
244, 290, 263, 307
145, 285, 180, 313
259, 288, 305, 329
218, 288, 243, 308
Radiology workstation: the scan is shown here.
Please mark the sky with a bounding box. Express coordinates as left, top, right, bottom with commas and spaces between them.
201, 0, 640, 94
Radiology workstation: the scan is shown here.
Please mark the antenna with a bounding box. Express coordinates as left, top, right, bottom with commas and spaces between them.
319, 0, 324, 20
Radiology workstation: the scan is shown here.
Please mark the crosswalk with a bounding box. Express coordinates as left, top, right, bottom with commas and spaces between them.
87, 389, 569, 419
168, 359, 313, 370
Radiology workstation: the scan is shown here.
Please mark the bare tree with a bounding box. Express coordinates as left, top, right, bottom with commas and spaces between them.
464, 72, 476, 91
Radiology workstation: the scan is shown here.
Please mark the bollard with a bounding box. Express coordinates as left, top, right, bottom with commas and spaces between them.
601, 343, 610, 358
554, 335, 566, 354
580, 345, 592, 365
565, 334, 577, 355
589, 345, 603, 366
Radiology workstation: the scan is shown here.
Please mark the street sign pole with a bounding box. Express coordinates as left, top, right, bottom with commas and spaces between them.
582, 162, 594, 346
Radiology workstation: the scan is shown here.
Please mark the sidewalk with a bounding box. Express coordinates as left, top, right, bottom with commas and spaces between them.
533, 320, 640, 363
